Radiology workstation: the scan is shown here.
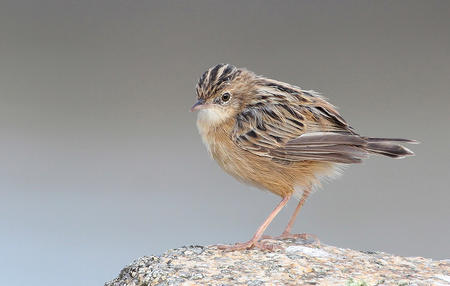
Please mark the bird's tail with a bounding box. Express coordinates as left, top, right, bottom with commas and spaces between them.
364, 137, 418, 158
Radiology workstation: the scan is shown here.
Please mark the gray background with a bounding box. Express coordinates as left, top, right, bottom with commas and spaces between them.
1, 1, 449, 285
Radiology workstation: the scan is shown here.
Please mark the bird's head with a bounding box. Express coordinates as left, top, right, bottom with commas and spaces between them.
191, 64, 255, 126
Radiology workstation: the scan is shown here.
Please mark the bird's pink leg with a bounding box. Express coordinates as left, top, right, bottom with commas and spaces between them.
217, 194, 291, 251
263, 188, 319, 243
282, 189, 310, 236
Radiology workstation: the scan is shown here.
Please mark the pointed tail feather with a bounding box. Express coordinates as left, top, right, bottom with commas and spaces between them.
365, 137, 416, 159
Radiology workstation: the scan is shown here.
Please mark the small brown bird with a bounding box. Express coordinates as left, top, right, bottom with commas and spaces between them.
191, 63, 416, 251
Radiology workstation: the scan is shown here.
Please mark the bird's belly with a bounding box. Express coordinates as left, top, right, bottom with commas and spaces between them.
211, 144, 340, 197
209, 140, 295, 196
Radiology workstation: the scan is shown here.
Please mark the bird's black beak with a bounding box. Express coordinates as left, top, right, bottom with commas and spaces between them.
190, 99, 206, 112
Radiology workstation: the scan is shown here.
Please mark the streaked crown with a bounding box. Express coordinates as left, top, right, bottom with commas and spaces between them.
196, 64, 241, 100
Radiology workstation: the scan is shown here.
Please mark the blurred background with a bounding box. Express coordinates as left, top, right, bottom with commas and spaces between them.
1, 1, 449, 285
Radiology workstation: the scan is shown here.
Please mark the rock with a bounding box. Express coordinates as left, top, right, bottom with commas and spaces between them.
105, 239, 449, 286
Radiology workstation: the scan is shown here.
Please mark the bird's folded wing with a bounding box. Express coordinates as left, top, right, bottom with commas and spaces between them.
232, 100, 368, 164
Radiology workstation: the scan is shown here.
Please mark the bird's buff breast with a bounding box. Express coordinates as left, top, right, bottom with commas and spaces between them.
196, 110, 256, 184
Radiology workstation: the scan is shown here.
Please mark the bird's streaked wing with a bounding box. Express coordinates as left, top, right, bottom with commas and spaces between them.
232, 85, 368, 164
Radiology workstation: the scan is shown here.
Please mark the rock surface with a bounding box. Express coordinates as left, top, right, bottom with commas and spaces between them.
106, 239, 449, 286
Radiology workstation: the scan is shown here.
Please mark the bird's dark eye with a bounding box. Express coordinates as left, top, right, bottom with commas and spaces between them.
221, 92, 231, 102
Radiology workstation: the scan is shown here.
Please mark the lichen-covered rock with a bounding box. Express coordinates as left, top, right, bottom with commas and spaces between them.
105, 239, 450, 286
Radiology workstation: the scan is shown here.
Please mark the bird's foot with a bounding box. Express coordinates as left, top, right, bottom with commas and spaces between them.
217, 239, 281, 252
262, 232, 320, 245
